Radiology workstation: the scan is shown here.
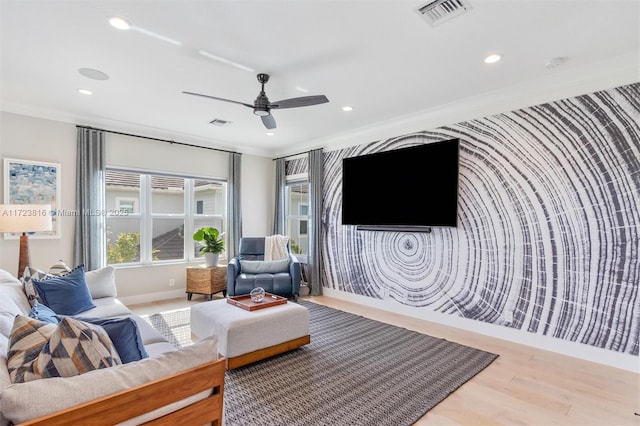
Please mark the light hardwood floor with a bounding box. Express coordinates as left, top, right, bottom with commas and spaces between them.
129, 295, 640, 426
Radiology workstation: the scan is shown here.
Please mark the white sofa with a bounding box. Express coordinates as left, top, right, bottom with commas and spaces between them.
0, 267, 224, 425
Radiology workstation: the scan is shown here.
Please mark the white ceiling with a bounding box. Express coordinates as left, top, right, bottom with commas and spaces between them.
1, 0, 639, 157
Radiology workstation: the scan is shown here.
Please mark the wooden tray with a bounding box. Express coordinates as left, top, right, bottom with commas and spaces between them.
227, 293, 287, 311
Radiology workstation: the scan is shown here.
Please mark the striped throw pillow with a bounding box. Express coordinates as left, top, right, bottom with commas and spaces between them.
7, 315, 57, 383
19, 261, 72, 308
7, 316, 122, 383
20, 267, 52, 308
48, 260, 72, 276
35, 317, 121, 379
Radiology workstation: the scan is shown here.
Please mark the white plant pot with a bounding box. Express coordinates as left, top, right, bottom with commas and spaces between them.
204, 253, 219, 267
299, 285, 310, 297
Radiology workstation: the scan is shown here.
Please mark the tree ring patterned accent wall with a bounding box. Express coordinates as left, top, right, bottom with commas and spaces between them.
313, 83, 639, 355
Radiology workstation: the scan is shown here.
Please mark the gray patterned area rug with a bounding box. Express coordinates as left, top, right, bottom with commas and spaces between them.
146, 301, 498, 426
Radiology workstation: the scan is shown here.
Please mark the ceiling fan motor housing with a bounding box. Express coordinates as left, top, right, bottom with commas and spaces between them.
253, 92, 270, 116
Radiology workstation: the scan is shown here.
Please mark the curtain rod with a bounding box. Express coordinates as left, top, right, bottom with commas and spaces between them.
272, 148, 322, 161
76, 125, 240, 155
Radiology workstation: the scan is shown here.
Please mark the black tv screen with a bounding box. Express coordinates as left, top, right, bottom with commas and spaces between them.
341, 138, 459, 228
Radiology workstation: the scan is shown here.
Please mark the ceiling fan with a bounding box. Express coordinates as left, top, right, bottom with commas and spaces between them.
183, 73, 329, 129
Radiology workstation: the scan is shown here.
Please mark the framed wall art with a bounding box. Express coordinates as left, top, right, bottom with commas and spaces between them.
3, 158, 61, 239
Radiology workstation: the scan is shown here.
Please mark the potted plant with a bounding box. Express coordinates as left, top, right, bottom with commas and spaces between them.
193, 227, 224, 267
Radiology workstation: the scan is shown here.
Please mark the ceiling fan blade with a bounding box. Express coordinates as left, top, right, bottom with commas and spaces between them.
261, 114, 276, 129
270, 95, 329, 109
182, 91, 253, 108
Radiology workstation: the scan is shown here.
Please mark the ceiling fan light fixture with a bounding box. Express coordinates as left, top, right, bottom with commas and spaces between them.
253, 109, 270, 116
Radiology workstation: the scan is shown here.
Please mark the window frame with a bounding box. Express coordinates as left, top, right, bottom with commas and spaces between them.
285, 174, 310, 263
105, 166, 227, 267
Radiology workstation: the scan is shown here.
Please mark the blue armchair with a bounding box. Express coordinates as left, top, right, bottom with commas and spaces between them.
226, 237, 301, 301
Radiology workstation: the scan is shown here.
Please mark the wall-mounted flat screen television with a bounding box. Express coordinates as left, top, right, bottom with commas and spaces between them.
341, 138, 460, 230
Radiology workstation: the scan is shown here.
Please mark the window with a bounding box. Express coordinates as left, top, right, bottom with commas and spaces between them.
115, 197, 138, 214
285, 177, 310, 261
105, 169, 226, 266
193, 179, 226, 257
299, 204, 308, 235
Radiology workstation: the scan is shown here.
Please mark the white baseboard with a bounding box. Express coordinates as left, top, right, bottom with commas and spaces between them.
322, 288, 639, 373
119, 289, 186, 306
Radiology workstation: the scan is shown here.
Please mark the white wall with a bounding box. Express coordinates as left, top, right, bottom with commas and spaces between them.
0, 111, 273, 301
106, 132, 228, 178
241, 154, 274, 237
0, 112, 76, 274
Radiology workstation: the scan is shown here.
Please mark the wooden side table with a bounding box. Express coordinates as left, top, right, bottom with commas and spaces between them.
186, 265, 227, 300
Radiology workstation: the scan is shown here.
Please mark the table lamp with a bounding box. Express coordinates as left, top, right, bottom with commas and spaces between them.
0, 204, 53, 279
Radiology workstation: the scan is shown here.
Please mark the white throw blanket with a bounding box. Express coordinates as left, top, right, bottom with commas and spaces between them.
264, 235, 290, 261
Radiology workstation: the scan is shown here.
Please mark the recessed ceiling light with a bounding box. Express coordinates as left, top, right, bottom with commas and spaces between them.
266, 132, 274, 136
484, 54, 502, 64
109, 17, 131, 30
78, 68, 109, 80
342, 106, 353, 112
108, 16, 181, 46
77, 88, 93, 95
295, 86, 309, 93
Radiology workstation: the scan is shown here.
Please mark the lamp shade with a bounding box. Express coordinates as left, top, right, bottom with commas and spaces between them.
0, 204, 53, 233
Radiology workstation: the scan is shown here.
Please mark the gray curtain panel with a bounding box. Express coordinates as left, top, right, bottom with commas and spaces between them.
273, 158, 286, 235
73, 127, 106, 270
308, 149, 323, 296
227, 152, 242, 260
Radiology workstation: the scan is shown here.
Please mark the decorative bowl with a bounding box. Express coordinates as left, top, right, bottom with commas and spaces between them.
250, 287, 265, 303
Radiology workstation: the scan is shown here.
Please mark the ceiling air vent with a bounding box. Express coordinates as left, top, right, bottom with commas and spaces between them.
417, 0, 473, 27
209, 118, 231, 127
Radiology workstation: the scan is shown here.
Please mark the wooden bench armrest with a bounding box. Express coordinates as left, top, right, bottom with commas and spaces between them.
19, 358, 225, 426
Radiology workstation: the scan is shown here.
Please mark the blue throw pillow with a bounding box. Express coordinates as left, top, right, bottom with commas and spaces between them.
32, 265, 96, 316
28, 301, 59, 324
75, 317, 149, 364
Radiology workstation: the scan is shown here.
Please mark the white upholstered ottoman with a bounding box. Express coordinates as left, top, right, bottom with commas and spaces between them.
190, 299, 310, 369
